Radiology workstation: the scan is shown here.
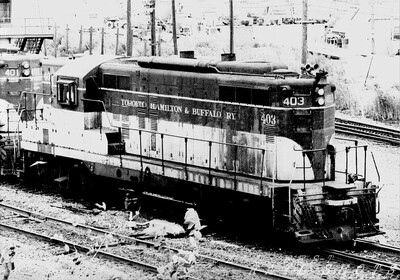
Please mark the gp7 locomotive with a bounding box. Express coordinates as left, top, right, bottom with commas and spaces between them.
0, 50, 43, 132
15, 54, 380, 243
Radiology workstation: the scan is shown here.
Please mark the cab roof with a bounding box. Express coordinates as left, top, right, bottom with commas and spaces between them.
55, 55, 120, 79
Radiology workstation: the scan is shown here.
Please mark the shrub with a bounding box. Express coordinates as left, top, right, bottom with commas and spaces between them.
370, 83, 400, 121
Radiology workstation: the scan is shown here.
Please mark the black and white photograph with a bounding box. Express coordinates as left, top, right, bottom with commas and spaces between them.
0, 0, 399, 279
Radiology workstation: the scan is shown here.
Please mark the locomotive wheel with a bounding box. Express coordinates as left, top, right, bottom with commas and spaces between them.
23, 151, 52, 187
143, 166, 151, 183
72, 163, 95, 198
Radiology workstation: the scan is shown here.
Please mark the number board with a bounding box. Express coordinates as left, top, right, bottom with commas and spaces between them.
282, 96, 307, 107
5, 68, 20, 77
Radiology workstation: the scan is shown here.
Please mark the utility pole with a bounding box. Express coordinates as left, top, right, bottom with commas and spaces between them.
150, 0, 156, 56
115, 27, 120, 55
79, 25, 83, 53
127, 0, 133, 56
89, 26, 93, 55
101, 28, 105, 55
54, 23, 57, 58
65, 24, 69, 54
230, 0, 234, 54
370, 0, 375, 55
301, 0, 308, 64
289, 0, 294, 18
171, 0, 178, 55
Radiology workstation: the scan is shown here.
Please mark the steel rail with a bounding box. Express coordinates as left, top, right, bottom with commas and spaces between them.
0, 202, 293, 280
0, 222, 192, 278
335, 117, 400, 145
355, 239, 400, 254
335, 126, 400, 145
335, 123, 400, 139
319, 248, 400, 275
335, 117, 400, 136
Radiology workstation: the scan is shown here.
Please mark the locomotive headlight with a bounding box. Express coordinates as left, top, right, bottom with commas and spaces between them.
22, 69, 31, 76
316, 97, 325, 105
317, 88, 325, 96
22, 61, 30, 69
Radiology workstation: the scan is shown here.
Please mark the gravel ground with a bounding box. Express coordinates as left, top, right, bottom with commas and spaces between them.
0, 134, 398, 280
0, 187, 155, 280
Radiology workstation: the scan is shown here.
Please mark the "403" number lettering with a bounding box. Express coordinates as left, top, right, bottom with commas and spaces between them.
283, 97, 305, 106
261, 113, 276, 126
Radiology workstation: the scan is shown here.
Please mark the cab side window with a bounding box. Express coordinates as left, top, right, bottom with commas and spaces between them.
57, 79, 77, 106
103, 74, 130, 90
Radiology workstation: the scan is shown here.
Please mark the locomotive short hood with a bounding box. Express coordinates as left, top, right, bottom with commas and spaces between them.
55, 55, 120, 80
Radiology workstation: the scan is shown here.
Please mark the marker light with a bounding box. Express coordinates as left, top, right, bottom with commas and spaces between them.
317, 97, 325, 105
22, 69, 31, 76
22, 61, 30, 69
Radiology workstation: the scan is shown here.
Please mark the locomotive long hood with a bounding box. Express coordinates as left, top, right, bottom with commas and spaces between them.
136, 56, 291, 75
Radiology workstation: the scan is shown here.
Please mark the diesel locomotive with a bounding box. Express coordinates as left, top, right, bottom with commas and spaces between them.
0, 51, 43, 132
5, 54, 381, 243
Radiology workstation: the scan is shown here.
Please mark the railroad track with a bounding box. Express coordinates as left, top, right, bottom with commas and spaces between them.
318, 243, 400, 277
354, 239, 400, 255
0, 202, 292, 280
335, 117, 400, 145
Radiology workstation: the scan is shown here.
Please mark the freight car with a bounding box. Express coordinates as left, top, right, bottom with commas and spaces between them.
9, 54, 381, 243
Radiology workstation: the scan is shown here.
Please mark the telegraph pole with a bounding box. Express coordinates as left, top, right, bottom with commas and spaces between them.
370, 0, 375, 54
301, 0, 308, 64
150, 0, 156, 56
230, 0, 234, 54
127, 0, 133, 56
172, 0, 178, 55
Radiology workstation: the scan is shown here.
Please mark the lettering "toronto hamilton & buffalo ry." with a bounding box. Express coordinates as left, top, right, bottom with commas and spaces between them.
121, 99, 235, 120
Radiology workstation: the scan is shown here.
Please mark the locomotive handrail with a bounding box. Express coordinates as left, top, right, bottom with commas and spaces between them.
345, 145, 368, 149
335, 137, 359, 175
19, 108, 44, 130
337, 137, 380, 189
348, 187, 379, 191
2, 108, 20, 139
21, 91, 51, 129
370, 151, 380, 183
8, 107, 31, 172
287, 164, 298, 225
81, 97, 272, 183
296, 186, 379, 197
297, 192, 327, 197
22, 91, 52, 96
81, 98, 114, 136
81, 97, 271, 153
293, 147, 327, 153
345, 145, 368, 187
293, 147, 328, 189
131, 127, 267, 151
81, 98, 269, 152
